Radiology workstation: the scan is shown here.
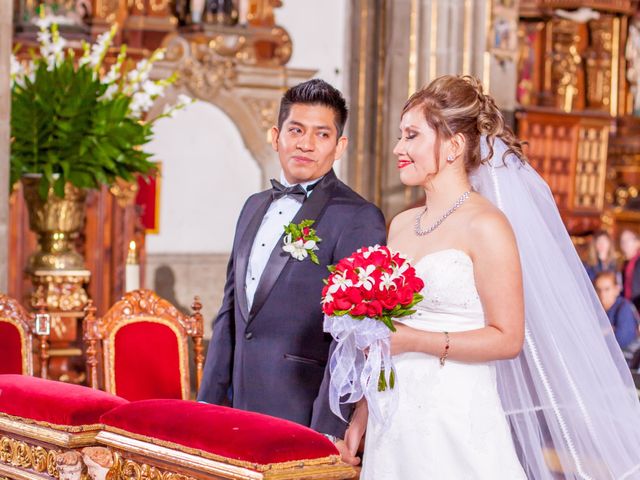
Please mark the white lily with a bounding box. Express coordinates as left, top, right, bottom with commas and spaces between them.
356, 265, 377, 291
141, 79, 164, 98
10, 55, 24, 86
129, 91, 154, 118
282, 234, 309, 261
328, 270, 353, 294
361, 244, 384, 259
322, 291, 334, 304
34, 17, 54, 30
379, 272, 398, 291
36, 30, 51, 47
392, 260, 410, 276
177, 93, 194, 106
100, 83, 119, 101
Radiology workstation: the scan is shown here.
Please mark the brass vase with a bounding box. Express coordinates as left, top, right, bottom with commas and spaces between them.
21, 176, 87, 272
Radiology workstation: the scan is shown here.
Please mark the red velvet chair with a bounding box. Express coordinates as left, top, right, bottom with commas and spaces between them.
0, 294, 50, 377
83, 289, 204, 401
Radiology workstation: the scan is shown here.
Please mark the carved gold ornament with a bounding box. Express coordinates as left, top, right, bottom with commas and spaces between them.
0, 436, 60, 477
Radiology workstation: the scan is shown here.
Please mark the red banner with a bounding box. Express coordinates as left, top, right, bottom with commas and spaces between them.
136, 162, 161, 234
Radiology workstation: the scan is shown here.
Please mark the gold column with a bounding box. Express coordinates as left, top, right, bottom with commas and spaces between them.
611, 16, 621, 117
483, 0, 493, 91
354, 2, 369, 195
0, 0, 11, 292
374, 1, 388, 206
462, 0, 472, 75
429, 0, 438, 83
405, 0, 421, 207
408, 0, 419, 96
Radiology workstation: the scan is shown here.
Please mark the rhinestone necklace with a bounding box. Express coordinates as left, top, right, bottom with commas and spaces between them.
414, 191, 471, 236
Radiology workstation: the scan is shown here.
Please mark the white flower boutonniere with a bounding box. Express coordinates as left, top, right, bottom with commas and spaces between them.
282, 219, 321, 264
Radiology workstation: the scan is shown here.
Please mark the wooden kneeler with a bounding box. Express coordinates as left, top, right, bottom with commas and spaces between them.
97, 399, 355, 480
0, 375, 127, 479
0, 376, 354, 480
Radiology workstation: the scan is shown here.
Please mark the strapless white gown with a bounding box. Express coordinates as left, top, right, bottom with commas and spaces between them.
360, 249, 526, 480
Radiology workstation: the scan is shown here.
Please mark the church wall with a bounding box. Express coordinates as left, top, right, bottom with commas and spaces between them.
145, 0, 349, 335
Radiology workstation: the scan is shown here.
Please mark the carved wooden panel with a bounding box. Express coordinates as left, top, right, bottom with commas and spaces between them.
537, 0, 636, 15
517, 108, 611, 234
575, 124, 609, 211
519, 115, 576, 210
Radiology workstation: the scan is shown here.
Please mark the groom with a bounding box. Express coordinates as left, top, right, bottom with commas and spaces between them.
197, 79, 386, 459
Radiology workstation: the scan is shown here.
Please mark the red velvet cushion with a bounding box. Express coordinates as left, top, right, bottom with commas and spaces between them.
113, 321, 183, 401
100, 400, 338, 465
0, 321, 24, 375
0, 374, 128, 427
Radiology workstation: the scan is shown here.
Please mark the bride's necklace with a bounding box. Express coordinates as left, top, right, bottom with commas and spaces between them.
414, 191, 471, 236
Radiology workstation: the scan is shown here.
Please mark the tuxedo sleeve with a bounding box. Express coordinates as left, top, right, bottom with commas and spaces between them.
196, 252, 236, 404
197, 199, 253, 404
310, 202, 387, 437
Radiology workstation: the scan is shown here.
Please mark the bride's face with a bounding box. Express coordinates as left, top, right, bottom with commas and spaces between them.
393, 107, 441, 187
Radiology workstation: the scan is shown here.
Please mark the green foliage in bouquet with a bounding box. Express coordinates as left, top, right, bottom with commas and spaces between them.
10, 21, 192, 199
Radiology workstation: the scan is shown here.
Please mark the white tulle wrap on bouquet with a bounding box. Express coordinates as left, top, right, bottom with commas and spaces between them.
323, 314, 398, 426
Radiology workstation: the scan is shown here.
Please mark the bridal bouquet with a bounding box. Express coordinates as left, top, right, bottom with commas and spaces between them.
321, 245, 424, 424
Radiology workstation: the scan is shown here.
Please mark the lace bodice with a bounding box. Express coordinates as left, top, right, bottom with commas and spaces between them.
401, 249, 485, 332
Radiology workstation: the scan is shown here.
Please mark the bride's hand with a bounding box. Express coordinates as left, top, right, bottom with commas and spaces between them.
344, 399, 368, 464
390, 322, 416, 355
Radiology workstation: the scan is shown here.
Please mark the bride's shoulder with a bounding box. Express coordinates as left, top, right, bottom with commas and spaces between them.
389, 207, 421, 235
466, 196, 516, 248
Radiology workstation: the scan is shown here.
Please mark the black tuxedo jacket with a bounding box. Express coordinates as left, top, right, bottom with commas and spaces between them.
197, 170, 386, 437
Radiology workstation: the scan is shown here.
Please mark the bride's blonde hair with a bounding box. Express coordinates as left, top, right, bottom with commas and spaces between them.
402, 75, 526, 171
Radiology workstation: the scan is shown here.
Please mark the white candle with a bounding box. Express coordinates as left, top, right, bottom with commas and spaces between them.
125, 264, 140, 292
238, 0, 249, 25
126, 241, 140, 292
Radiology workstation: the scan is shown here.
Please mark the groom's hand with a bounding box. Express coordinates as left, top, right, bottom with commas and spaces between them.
334, 438, 360, 466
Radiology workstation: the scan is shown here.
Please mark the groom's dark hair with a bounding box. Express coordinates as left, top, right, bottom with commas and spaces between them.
277, 79, 348, 137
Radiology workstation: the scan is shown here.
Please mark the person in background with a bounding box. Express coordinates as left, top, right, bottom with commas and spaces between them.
594, 271, 639, 351
584, 230, 618, 282
620, 229, 640, 311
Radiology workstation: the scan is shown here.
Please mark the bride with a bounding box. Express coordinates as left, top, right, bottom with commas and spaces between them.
346, 75, 640, 479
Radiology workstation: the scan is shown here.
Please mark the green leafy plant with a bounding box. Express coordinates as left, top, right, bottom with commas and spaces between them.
10, 21, 192, 199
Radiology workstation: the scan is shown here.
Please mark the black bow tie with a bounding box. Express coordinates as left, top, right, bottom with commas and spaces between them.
270, 179, 317, 201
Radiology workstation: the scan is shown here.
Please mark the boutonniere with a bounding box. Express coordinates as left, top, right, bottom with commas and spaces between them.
282, 219, 321, 264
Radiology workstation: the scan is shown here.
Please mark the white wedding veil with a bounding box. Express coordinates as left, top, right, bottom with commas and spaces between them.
470, 136, 640, 480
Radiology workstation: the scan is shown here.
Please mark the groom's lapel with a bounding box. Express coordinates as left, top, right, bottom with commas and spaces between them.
248, 170, 338, 323
236, 193, 272, 323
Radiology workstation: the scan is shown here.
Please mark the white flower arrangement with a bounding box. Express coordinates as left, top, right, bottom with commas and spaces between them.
10, 19, 197, 199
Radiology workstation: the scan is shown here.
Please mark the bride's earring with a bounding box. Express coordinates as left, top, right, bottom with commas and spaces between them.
446, 154, 454, 163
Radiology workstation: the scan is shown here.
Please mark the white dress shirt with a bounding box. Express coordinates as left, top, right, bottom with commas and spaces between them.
245, 174, 319, 310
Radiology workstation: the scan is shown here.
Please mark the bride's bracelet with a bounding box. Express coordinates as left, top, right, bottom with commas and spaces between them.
439, 331, 450, 367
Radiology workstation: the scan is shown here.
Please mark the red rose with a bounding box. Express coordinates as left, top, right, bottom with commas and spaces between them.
303, 227, 310, 236
366, 300, 383, 318
410, 276, 424, 292
350, 303, 368, 316
322, 302, 335, 315
367, 250, 390, 268
334, 297, 353, 311
362, 287, 376, 301
345, 287, 363, 304
398, 287, 415, 305
378, 289, 400, 310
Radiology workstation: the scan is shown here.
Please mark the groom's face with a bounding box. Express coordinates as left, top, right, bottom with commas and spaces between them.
271, 104, 347, 185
